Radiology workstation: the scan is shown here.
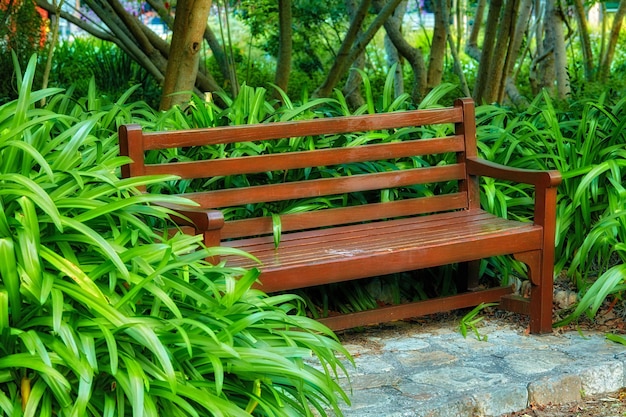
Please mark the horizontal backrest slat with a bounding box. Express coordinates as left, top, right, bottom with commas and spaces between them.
142, 107, 463, 149
221, 193, 468, 239
143, 136, 464, 179
119, 98, 480, 234
181, 164, 465, 208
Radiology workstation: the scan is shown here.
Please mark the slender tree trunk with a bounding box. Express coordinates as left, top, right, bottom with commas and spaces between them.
455, 0, 463, 52
483, 0, 519, 103
377, 0, 427, 101
41, 0, 64, 105
546, 0, 569, 99
83, 0, 168, 84
274, 0, 292, 95
501, 0, 533, 105
315, 0, 370, 98
599, 0, 626, 81
383, 0, 407, 98
473, 0, 502, 102
572, 0, 594, 81
465, 0, 486, 61
506, 0, 533, 77
532, 0, 556, 94
497, 0, 523, 102
427, 0, 448, 88
447, 33, 470, 97
315, 0, 404, 98
343, 0, 367, 108
203, 24, 233, 88
599, 3, 607, 71
160, 0, 212, 110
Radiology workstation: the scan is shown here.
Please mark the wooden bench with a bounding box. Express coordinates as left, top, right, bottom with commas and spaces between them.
119, 98, 561, 333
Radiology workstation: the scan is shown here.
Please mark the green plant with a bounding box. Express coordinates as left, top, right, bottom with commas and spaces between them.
0, 56, 351, 416
0, 2, 44, 104
49, 39, 162, 109
459, 303, 498, 341
474, 91, 626, 325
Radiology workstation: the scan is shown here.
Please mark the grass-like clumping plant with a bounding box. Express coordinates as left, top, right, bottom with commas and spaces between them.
146, 71, 626, 330
474, 92, 626, 326
0, 55, 351, 416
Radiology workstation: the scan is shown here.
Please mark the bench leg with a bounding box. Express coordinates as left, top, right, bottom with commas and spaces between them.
513, 250, 553, 333
457, 259, 481, 291
456, 260, 481, 292
203, 230, 221, 265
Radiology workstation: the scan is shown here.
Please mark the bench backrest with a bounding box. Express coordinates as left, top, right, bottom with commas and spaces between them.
119, 98, 479, 240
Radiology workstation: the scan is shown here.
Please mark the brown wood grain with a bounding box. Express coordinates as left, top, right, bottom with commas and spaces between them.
118, 98, 562, 333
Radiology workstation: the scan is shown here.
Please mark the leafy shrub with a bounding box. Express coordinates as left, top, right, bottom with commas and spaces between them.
475, 91, 626, 324
0, 1, 44, 104
0, 56, 350, 416
50, 38, 162, 109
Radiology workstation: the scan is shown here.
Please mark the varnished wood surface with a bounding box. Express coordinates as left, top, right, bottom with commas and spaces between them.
119, 98, 562, 333
223, 210, 543, 291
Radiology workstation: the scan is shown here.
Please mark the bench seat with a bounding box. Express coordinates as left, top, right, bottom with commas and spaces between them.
223, 210, 542, 290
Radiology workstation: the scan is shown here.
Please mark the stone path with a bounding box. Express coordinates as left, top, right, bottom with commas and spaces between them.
330, 319, 626, 417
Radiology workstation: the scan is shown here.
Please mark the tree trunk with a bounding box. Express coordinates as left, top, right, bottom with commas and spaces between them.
455, 0, 463, 53
500, 0, 532, 104
465, 0, 486, 61
343, 0, 367, 108
599, 0, 626, 82
530, 0, 555, 95
84, 0, 168, 84
41, 0, 64, 105
427, 0, 448, 88
482, 0, 519, 103
378, 0, 427, 102
160, 0, 212, 110
546, 0, 569, 99
505, 0, 533, 78
383, 0, 407, 98
448, 33, 470, 97
314, 0, 370, 98
37, 0, 223, 100
473, 0, 503, 103
572, 0, 594, 81
274, 0, 292, 95
343, 53, 367, 109
146, 0, 233, 91
314, 0, 404, 98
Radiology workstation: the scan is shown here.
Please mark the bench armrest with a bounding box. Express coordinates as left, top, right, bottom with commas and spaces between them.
466, 156, 561, 240
155, 202, 225, 231
466, 157, 562, 189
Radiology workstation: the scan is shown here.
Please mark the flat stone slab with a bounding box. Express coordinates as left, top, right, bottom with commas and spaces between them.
331, 319, 626, 417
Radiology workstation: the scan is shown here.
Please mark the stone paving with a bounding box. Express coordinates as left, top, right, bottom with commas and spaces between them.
329, 319, 626, 417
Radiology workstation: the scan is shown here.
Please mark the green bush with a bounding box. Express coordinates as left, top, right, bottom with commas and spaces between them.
0, 1, 44, 104
475, 91, 626, 324
50, 39, 162, 109
0, 56, 350, 417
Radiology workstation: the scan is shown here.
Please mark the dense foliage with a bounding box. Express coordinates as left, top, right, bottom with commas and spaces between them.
0, 0, 44, 105
0, 56, 351, 417
134, 64, 626, 327
474, 93, 626, 323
